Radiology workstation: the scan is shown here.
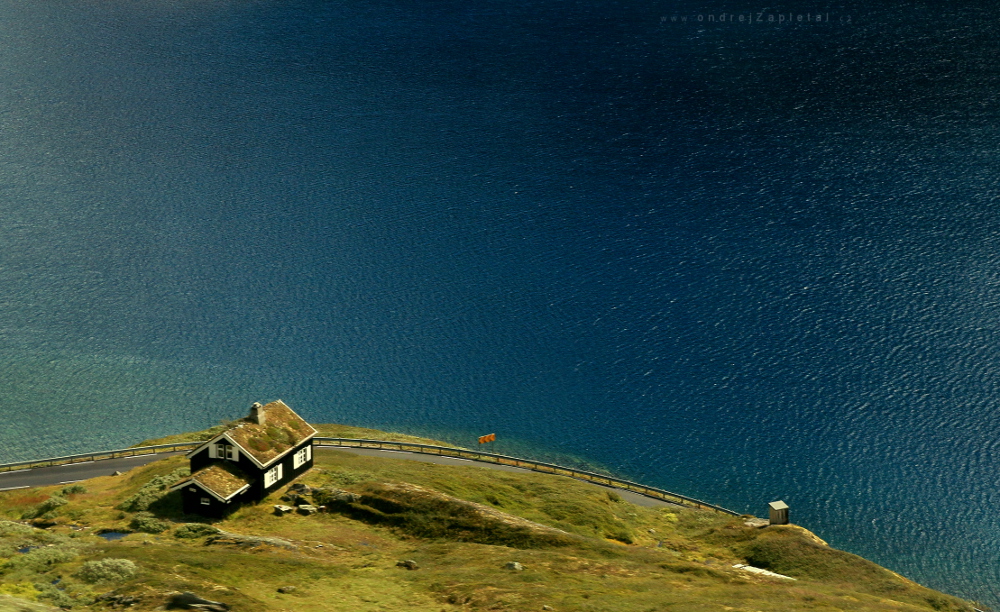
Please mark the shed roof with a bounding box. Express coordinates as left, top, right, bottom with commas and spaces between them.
222, 400, 317, 466
769, 500, 789, 511
176, 462, 252, 501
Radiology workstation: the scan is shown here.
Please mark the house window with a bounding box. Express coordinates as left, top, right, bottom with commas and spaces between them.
201, 497, 211, 505
213, 442, 237, 461
264, 463, 284, 488
293, 446, 311, 469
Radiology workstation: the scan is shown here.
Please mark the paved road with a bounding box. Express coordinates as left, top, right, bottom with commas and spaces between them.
0, 452, 186, 491
0, 447, 675, 509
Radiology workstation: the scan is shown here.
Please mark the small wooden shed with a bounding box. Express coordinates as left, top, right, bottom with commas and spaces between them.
768, 500, 789, 525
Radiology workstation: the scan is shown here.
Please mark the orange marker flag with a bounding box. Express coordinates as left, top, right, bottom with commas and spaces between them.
478, 433, 497, 444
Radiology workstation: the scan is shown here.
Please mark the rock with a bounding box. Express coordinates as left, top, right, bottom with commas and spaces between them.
287, 483, 312, 495
112, 471, 124, 476
504, 562, 524, 571
166, 591, 230, 611
277, 586, 296, 594
273, 505, 295, 516
280, 493, 309, 506
743, 518, 769, 529
542, 606, 554, 611
312, 487, 360, 505
396, 559, 419, 570
647, 528, 656, 534
97, 593, 141, 607
207, 530, 296, 550
297, 504, 319, 515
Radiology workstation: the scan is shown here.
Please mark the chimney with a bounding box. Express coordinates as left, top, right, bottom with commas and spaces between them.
249, 402, 266, 425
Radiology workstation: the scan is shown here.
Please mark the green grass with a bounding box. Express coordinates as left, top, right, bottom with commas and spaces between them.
0, 423, 981, 612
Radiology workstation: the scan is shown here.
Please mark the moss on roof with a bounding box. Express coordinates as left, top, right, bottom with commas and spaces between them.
224, 400, 317, 466
190, 463, 251, 499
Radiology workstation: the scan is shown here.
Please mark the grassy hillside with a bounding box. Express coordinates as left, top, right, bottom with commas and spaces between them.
0, 424, 982, 612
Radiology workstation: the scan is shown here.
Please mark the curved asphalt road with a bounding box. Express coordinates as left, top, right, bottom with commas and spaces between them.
0, 453, 187, 492
0, 447, 675, 509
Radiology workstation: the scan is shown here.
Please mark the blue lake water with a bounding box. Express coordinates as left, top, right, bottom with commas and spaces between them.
2, 0, 999, 605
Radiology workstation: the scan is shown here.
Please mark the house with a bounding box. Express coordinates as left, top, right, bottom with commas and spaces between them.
171, 400, 317, 518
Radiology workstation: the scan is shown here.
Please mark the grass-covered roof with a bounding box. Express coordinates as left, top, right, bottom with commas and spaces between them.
225, 400, 316, 466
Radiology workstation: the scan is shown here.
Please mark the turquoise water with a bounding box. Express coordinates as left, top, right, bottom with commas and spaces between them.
3, 0, 1000, 605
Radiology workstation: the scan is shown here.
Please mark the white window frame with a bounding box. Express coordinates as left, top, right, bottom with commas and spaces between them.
226, 445, 238, 461
293, 446, 311, 469
201, 497, 211, 505
264, 463, 283, 488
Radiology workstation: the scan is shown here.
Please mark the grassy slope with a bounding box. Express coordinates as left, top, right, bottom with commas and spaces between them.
0, 424, 980, 612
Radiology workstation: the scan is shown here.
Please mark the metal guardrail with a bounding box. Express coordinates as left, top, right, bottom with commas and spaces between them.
0, 442, 200, 473
0, 437, 739, 516
313, 437, 740, 516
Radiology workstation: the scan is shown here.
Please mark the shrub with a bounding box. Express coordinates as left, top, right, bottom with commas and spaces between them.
118, 468, 189, 512
21, 496, 67, 520
7, 546, 78, 572
130, 512, 168, 534
34, 582, 78, 608
0, 521, 35, 537
174, 523, 220, 539
60, 484, 87, 496
74, 558, 137, 584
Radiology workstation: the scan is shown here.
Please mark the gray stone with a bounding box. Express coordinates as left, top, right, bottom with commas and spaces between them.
273, 505, 295, 516
504, 562, 525, 571
396, 559, 419, 570
166, 591, 230, 611
277, 586, 296, 594
287, 483, 313, 495
297, 504, 319, 515
743, 517, 769, 529
542, 606, 554, 611
312, 487, 360, 505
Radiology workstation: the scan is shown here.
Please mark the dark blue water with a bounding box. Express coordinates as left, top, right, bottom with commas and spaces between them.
2, 0, 999, 605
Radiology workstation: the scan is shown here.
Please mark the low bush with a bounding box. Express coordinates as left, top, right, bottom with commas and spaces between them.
33, 582, 79, 608
74, 558, 137, 584
129, 512, 169, 534
60, 484, 87, 496
174, 523, 220, 539
0, 521, 35, 537
20, 495, 68, 520
7, 546, 78, 573
118, 468, 189, 512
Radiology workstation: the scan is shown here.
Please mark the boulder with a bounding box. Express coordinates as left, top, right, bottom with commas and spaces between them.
504, 562, 525, 571
311, 487, 359, 505
277, 586, 296, 594
273, 505, 295, 516
297, 505, 319, 515
396, 559, 419, 570
166, 591, 230, 611
287, 483, 312, 495
96, 593, 140, 607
